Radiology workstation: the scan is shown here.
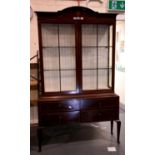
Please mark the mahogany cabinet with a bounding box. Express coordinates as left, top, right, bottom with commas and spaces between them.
36, 6, 121, 151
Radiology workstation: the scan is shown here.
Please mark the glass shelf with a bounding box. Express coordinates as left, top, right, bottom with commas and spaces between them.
82, 68, 112, 70
42, 46, 75, 48
42, 46, 112, 48
44, 68, 112, 71
82, 46, 112, 48
44, 69, 76, 71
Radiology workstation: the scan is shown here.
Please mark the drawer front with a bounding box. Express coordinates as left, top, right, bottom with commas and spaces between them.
81, 110, 99, 122
80, 100, 99, 110
39, 111, 80, 126
99, 109, 119, 121
38, 99, 80, 112
80, 97, 119, 110
81, 109, 119, 122
61, 111, 80, 123
60, 100, 80, 111
99, 97, 119, 108
39, 113, 61, 126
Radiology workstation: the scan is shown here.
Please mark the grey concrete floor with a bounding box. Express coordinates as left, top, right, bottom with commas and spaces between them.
30, 109, 125, 155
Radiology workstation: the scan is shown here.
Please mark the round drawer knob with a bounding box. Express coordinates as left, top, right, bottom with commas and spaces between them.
68, 105, 72, 109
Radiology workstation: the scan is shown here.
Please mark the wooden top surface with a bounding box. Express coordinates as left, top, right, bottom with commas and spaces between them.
38, 93, 119, 102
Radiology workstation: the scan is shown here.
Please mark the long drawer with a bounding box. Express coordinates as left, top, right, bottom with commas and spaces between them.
81, 109, 119, 122
39, 111, 80, 126
80, 97, 119, 110
38, 99, 80, 113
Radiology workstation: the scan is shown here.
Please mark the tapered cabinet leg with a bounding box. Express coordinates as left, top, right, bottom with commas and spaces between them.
111, 120, 114, 135
37, 127, 43, 152
116, 120, 121, 144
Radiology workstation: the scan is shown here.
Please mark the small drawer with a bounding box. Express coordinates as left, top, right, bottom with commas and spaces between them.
99, 109, 119, 121
81, 109, 119, 123
38, 102, 60, 112
39, 113, 61, 126
38, 99, 80, 112
60, 100, 80, 111
99, 97, 119, 108
39, 111, 80, 126
81, 110, 99, 122
61, 111, 80, 123
80, 100, 99, 110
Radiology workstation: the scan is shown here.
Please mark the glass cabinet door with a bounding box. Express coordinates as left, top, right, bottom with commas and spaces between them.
82, 24, 113, 90
41, 23, 113, 93
41, 24, 76, 92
